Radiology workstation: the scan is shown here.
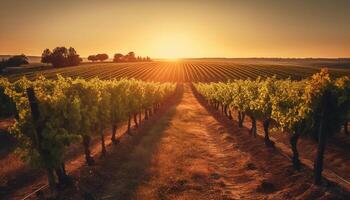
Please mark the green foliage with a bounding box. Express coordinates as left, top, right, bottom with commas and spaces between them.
194, 69, 350, 137
1, 75, 176, 171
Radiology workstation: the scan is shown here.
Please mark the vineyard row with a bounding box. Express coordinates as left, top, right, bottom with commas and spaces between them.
6, 61, 350, 83
0, 76, 177, 197
193, 69, 350, 185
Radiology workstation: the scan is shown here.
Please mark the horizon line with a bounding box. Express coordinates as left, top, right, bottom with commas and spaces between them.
1, 54, 350, 60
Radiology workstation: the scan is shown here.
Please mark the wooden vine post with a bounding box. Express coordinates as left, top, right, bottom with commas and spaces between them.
26, 87, 57, 197
314, 90, 331, 185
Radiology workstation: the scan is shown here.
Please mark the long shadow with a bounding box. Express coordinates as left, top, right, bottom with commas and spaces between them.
60, 84, 184, 199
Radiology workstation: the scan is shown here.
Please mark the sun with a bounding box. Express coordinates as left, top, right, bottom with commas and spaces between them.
150, 32, 196, 59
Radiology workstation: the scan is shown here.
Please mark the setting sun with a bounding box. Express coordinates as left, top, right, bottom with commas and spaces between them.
150, 31, 197, 59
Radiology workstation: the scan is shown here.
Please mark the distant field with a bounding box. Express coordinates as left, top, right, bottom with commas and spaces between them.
3, 59, 350, 82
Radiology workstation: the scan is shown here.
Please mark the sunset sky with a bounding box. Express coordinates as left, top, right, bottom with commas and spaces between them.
0, 0, 349, 58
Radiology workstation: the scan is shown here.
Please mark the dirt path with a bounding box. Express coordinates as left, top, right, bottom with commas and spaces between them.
82, 84, 347, 200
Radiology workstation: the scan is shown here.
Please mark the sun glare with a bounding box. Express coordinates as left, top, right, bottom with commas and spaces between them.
151, 32, 195, 59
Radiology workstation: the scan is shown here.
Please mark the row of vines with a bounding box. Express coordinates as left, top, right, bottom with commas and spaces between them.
193, 69, 350, 185
6, 61, 350, 83
0, 76, 176, 197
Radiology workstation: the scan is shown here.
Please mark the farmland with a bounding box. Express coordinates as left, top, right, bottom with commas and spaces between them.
1, 59, 350, 200
4, 59, 350, 82
2, 0, 350, 199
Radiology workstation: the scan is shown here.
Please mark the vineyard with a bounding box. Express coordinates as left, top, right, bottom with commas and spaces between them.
2, 0, 350, 198
0, 76, 177, 199
5, 60, 350, 82
193, 69, 350, 185
1, 61, 350, 199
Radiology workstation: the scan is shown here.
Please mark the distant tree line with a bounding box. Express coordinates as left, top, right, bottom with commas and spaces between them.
113, 52, 151, 63
87, 52, 152, 63
0, 54, 29, 73
1, 49, 151, 72
87, 54, 109, 62
41, 47, 82, 67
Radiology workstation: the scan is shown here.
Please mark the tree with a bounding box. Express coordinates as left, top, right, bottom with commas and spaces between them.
50, 47, 68, 67
112, 52, 151, 63
5, 54, 29, 67
126, 52, 136, 62
41, 47, 81, 67
113, 53, 124, 62
41, 49, 52, 65
96, 54, 109, 62
67, 47, 81, 66
88, 55, 97, 62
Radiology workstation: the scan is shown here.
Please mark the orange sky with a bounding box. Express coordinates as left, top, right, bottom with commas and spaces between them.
0, 0, 349, 58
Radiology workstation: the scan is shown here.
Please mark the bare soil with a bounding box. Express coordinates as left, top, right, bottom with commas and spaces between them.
232, 106, 350, 184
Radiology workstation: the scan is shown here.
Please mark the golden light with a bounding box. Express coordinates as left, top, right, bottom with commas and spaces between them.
150, 31, 197, 59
